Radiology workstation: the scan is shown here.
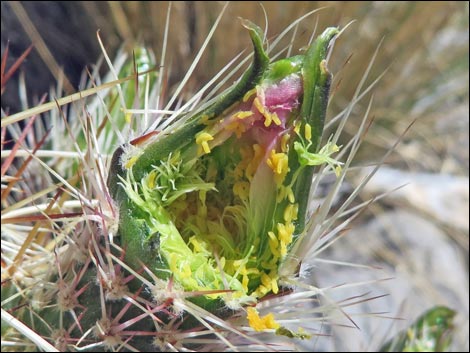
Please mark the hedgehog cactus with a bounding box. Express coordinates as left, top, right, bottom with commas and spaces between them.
380, 306, 456, 352
1, 18, 342, 351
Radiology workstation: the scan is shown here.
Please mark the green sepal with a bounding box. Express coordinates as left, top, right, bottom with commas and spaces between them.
287, 27, 339, 234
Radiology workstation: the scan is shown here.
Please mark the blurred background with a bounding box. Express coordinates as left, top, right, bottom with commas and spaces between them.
2, 1, 468, 351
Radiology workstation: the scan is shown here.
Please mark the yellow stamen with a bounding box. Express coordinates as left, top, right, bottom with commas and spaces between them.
242, 275, 249, 293
235, 111, 254, 120
254, 285, 269, 298
283, 203, 298, 223
147, 171, 157, 189
335, 165, 342, 177
243, 87, 257, 102
294, 120, 301, 135
271, 112, 281, 126
195, 131, 214, 154
266, 150, 289, 185
305, 123, 312, 141
189, 236, 207, 254
253, 97, 274, 127
277, 223, 295, 244
261, 272, 272, 290
287, 186, 295, 203
246, 267, 260, 275
277, 222, 295, 257
281, 133, 290, 153
268, 231, 280, 257
253, 97, 264, 114
269, 270, 279, 294
125, 156, 139, 169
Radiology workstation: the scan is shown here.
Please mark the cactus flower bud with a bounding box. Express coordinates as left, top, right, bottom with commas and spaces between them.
108, 22, 341, 313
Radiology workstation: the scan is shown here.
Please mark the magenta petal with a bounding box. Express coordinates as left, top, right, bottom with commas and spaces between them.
263, 75, 302, 110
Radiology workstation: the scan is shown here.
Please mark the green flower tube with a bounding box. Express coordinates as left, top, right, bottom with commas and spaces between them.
107, 21, 340, 310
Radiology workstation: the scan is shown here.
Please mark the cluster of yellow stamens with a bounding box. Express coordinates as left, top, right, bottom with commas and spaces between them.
267, 149, 289, 185
189, 83, 307, 304
246, 307, 280, 331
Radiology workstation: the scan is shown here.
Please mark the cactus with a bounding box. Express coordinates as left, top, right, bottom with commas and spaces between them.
1, 10, 422, 352
380, 306, 456, 352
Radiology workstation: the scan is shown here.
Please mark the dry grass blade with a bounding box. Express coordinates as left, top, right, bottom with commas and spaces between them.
1, 75, 134, 127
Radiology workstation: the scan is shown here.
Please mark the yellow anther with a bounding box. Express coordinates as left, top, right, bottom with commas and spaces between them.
264, 114, 272, 127
195, 131, 214, 154
235, 111, 254, 120
147, 171, 157, 189
247, 307, 280, 331
335, 165, 342, 177
271, 112, 281, 126
267, 150, 289, 185
254, 285, 269, 298
242, 274, 249, 293
267, 150, 284, 174
283, 203, 298, 223
294, 120, 301, 135
253, 97, 264, 114
277, 223, 295, 245
280, 242, 288, 257
189, 236, 206, 253
261, 272, 272, 289
287, 186, 295, 203
305, 123, 312, 141
243, 87, 257, 102
253, 97, 273, 127
268, 231, 280, 257
125, 156, 139, 169
281, 133, 290, 153
246, 267, 260, 275
271, 277, 279, 294
268, 231, 279, 246
276, 185, 286, 203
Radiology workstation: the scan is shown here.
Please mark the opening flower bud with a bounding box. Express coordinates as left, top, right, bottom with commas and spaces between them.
108, 22, 340, 311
